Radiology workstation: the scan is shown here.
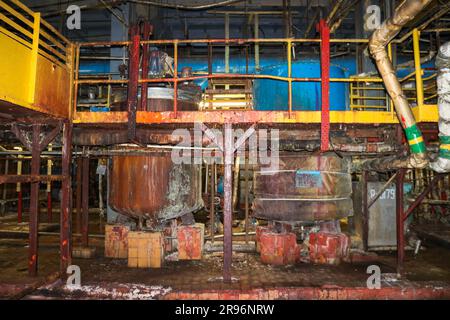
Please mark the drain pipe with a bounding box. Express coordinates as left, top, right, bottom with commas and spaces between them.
430, 42, 450, 173
368, 0, 432, 169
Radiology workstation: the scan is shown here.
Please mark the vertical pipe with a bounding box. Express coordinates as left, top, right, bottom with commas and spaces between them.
29, 124, 41, 276
287, 40, 293, 115
210, 162, 215, 244
368, 0, 431, 166
1, 159, 8, 214
223, 123, 233, 282
413, 28, 425, 107
127, 34, 140, 141
204, 163, 209, 195
73, 45, 80, 113
47, 192, 52, 223
140, 23, 152, 111
75, 157, 82, 234
173, 41, 178, 117
81, 156, 89, 247
46, 145, 52, 222
98, 164, 104, 219
208, 43, 213, 110
60, 122, 72, 275
225, 14, 230, 74
232, 156, 240, 211
362, 171, 369, 251
254, 14, 259, 71
396, 168, 406, 276
16, 147, 23, 223
244, 151, 249, 244
18, 191, 22, 224
319, 19, 330, 152
388, 43, 395, 116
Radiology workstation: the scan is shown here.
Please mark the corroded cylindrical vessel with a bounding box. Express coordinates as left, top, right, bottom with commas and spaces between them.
109, 151, 202, 224
252, 153, 353, 222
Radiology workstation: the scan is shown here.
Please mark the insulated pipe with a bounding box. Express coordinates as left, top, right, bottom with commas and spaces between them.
368, 0, 432, 168
430, 42, 450, 173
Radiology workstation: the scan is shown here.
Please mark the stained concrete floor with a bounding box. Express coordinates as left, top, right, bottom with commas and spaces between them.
1, 212, 450, 299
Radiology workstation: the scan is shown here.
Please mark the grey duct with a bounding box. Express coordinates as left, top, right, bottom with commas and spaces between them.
430, 42, 450, 173
368, 0, 432, 169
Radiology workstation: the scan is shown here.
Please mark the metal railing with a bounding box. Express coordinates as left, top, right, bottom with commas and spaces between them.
72, 29, 439, 120
349, 28, 438, 112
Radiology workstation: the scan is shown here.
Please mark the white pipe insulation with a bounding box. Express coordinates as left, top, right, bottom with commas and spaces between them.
430, 42, 450, 173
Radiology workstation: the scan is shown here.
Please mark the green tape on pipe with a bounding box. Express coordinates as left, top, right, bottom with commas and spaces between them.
439, 147, 450, 160
405, 124, 426, 154
439, 136, 450, 145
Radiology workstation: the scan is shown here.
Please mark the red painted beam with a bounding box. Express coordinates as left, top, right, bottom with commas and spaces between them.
81, 156, 90, 247
75, 157, 82, 234
140, 22, 153, 111
223, 123, 233, 282
127, 34, 141, 141
60, 122, 72, 275
28, 125, 41, 276
318, 19, 330, 152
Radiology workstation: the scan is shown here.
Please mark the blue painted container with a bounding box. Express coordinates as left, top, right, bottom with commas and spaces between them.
79, 54, 436, 111
253, 59, 348, 111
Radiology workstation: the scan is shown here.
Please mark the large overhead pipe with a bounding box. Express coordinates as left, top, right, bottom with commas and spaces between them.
368, 0, 432, 168
430, 42, 450, 173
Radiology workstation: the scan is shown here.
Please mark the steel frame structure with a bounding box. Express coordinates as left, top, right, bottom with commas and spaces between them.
0, 1, 444, 285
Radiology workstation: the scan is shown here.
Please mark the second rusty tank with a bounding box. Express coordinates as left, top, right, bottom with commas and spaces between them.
252, 153, 353, 222
109, 150, 202, 227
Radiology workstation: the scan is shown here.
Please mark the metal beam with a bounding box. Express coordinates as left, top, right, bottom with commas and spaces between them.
318, 19, 330, 152
223, 123, 233, 282
28, 124, 41, 276
60, 122, 72, 275
81, 156, 90, 247
396, 168, 406, 276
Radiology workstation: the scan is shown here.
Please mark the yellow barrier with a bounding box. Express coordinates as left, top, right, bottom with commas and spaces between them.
0, 0, 72, 118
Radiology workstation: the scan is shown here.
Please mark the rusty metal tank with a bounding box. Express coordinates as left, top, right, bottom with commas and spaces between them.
252, 153, 353, 222
109, 150, 202, 225
110, 85, 201, 111
145, 86, 200, 111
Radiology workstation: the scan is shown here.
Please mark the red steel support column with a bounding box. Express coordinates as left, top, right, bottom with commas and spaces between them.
29, 124, 41, 276
396, 168, 406, 276
362, 171, 369, 252
127, 34, 140, 141
60, 122, 72, 275
173, 41, 178, 117
140, 23, 152, 111
318, 19, 330, 152
75, 157, 82, 234
81, 156, 89, 247
223, 123, 233, 282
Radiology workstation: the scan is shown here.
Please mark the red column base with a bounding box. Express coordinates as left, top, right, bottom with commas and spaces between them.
177, 223, 205, 260
255, 226, 273, 253
309, 232, 350, 265
260, 232, 300, 265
